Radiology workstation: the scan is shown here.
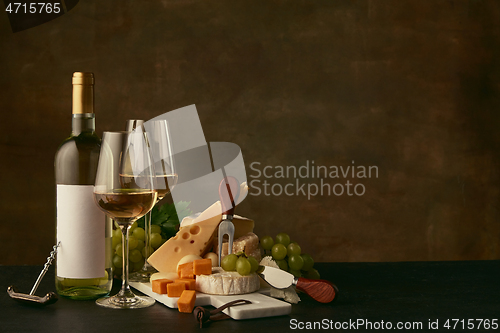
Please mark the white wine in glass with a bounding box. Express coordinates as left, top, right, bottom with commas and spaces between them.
93, 129, 157, 309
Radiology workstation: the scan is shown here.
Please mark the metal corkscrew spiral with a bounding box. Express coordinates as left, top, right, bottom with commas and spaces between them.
29, 242, 60, 295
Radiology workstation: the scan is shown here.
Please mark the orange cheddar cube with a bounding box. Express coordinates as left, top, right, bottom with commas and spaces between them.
151, 279, 173, 294
177, 262, 195, 279
177, 290, 196, 313
167, 282, 186, 297
175, 278, 196, 290
193, 258, 212, 275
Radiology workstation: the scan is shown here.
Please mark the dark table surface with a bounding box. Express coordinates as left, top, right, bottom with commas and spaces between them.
1, 261, 499, 333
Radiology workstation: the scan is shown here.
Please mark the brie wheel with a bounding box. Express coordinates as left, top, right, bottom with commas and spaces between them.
195, 267, 260, 295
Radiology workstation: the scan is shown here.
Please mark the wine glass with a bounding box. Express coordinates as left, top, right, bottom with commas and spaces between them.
93, 129, 158, 309
129, 120, 178, 282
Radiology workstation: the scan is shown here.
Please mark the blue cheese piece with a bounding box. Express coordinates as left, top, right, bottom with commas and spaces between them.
195, 267, 260, 295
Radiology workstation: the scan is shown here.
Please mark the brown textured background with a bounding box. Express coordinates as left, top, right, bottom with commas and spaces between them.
1, 0, 499, 265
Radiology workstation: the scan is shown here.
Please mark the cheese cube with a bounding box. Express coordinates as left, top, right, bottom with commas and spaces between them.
175, 278, 196, 290
193, 259, 212, 275
177, 262, 195, 279
167, 282, 186, 297
177, 290, 196, 313
151, 279, 173, 294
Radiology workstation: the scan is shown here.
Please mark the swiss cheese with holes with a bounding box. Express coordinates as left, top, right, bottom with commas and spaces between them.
147, 217, 222, 273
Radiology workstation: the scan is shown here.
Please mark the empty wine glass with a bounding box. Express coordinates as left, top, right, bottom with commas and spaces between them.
129, 120, 178, 282
93, 129, 157, 309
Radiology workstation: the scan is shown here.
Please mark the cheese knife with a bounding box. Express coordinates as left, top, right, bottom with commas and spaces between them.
257, 265, 337, 303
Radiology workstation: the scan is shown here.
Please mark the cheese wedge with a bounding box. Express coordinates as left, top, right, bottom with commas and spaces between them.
181, 202, 255, 239
179, 179, 248, 231
195, 267, 260, 295
148, 183, 251, 273
147, 217, 222, 273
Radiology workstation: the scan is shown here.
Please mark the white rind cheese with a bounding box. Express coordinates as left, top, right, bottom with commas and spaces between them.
195, 267, 260, 295
149, 271, 179, 283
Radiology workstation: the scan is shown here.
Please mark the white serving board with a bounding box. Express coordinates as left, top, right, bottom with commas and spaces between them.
130, 282, 291, 320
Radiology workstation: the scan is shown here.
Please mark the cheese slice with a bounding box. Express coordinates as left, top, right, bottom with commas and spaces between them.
147, 217, 221, 273
195, 267, 260, 295
181, 202, 255, 239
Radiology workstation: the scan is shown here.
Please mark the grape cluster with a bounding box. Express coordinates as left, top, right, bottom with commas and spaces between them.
111, 221, 167, 276
260, 233, 320, 279
221, 252, 259, 276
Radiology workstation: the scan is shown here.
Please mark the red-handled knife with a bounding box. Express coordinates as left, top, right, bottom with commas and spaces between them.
257, 265, 337, 303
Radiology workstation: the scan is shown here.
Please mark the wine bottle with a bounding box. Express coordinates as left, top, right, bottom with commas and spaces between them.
54, 72, 113, 300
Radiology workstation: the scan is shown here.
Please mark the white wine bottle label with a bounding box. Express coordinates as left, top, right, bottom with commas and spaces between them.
56, 184, 105, 278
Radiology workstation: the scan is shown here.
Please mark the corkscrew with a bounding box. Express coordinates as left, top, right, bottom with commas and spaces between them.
7, 243, 60, 305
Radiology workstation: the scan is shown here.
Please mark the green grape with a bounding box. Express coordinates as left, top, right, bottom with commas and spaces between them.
115, 243, 123, 257
150, 225, 162, 234
113, 228, 122, 239
128, 236, 138, 250
112, 229, 122, 248
132, 227, 146, 241
289, 268, 302, 277
112, 255, 123, 268
221, 254, 238, 271
129, 249, 143, 263
301, 254, 314, 271
305, 268, 320, 280
275, 233, 291, 247
287, 243, 301, 256
135, 239, 145, 252
260, 236, 274, 250
247, 256, 259, 273
129, 221, 138, 233
236, 257, 251, 276
288, 254, 304, 271
150, 233, 163, 248
271, 243, 287, 260
133, 258, 145, 271
276, 259, 288, 271
142, 246, 154, 258
112, 236, 120, 249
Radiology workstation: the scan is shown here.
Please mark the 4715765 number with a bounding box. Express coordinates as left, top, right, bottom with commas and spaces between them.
5, 2, 62, 14
443, 319, 498, 330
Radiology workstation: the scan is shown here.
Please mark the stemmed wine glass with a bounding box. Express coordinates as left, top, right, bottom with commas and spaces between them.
93, 129, 158, 309
129, 119, 178, 282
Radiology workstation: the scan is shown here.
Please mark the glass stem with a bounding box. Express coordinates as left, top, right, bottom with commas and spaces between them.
144, 211, 152, 259
139, 200, 160, 273
119, 225, 132, 296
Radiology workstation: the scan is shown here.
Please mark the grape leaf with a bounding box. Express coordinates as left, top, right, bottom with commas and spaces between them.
136, 201, 191, 241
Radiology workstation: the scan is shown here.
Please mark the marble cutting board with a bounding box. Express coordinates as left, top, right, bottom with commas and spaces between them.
130, 281, 291, 320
